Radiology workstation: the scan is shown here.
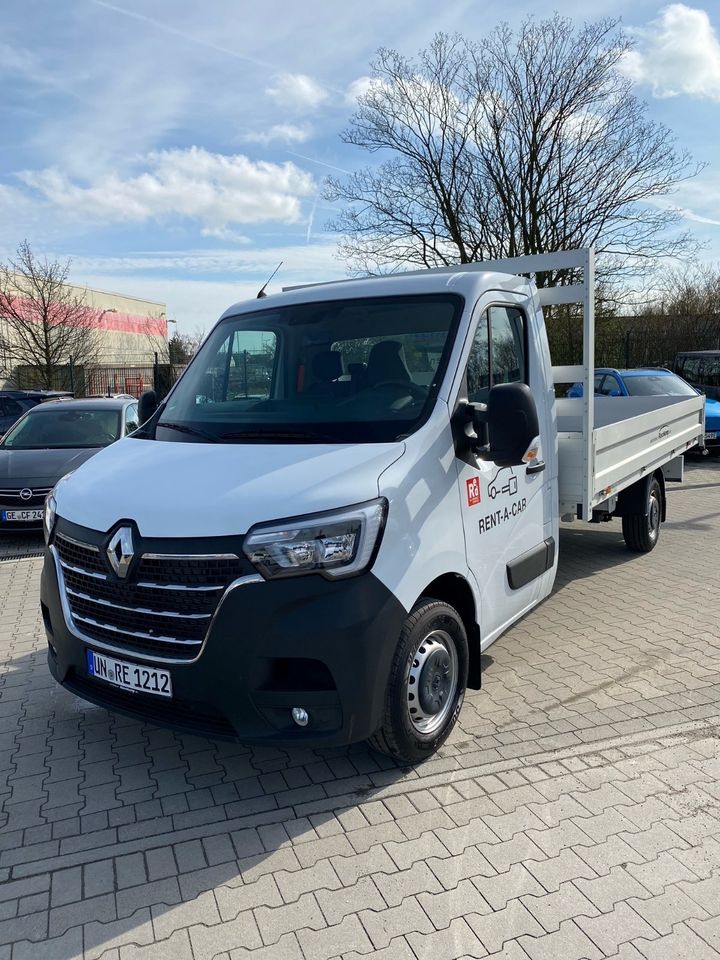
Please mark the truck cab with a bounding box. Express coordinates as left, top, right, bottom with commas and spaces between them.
41, 251, 703, 763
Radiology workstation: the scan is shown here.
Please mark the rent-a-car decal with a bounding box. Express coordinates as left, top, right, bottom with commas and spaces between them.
478, 467, 526, 534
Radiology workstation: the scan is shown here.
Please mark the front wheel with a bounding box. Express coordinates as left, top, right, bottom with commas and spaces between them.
369, 598, 468, 765
622, 476, 662, 553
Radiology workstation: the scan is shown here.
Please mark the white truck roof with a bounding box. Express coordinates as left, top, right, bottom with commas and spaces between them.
220, 268, 530, 319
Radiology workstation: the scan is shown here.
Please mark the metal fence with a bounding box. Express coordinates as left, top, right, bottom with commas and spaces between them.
13, 360, 187, 399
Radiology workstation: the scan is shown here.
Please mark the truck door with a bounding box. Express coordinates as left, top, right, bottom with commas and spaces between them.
454, 300, 553, 646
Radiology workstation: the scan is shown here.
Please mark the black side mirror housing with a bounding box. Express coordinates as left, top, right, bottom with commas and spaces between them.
138, 390, 159, 425
487, 382, 539, 467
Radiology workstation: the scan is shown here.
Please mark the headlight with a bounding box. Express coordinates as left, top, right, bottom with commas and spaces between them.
244, 498, 387, 580
43, 492, 57, 544
44, 470, 75, 544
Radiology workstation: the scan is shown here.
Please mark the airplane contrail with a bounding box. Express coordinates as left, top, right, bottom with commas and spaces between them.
89, 0, 275, 70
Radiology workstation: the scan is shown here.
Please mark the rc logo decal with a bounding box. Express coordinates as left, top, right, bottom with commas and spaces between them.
466, 476, 481, 507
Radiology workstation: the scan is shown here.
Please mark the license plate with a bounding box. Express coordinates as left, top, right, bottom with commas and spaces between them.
705, 431, 717, 440
1, 509, 43, 522
86, 649, 172, 698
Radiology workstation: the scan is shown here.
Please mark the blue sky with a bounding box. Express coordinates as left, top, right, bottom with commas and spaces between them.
2, 0, 719, 333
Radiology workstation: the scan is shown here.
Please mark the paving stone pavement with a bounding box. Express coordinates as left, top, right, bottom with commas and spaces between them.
1, 458, 720, 959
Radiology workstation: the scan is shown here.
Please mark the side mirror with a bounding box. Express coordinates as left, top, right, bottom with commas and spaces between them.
486, 382, 539, 467
138, 390, 158, 424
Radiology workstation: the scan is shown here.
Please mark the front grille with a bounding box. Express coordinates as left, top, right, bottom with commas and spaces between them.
0, 487, 52, 508
56, 534, 106, 575
136, 554, 244, 587
62, 566, 219, 616
55, 532, 249, 662
65, 671, 236, 738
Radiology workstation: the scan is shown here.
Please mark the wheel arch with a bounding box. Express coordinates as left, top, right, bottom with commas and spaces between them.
417, 573, 481, 690
615, 469, 667, 521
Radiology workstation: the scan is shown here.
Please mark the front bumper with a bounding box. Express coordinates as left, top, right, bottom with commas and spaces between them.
41, 545, 406, 747
704, 428, 720, 448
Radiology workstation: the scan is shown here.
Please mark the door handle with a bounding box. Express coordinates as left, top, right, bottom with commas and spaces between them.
526, 459, 546, 475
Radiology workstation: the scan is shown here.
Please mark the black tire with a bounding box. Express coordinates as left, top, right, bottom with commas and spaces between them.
622, 477, 662, 553
369, 598, 468, 765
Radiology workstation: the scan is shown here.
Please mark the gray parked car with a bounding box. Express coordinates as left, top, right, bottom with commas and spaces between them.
0, 397, 139, 531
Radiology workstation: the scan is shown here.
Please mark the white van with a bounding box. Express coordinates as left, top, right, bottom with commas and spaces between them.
41, 250, 704, 763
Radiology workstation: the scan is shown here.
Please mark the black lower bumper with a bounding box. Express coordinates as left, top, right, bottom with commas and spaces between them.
41, 551, 406, 747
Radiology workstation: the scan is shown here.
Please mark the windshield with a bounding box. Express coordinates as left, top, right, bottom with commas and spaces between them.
156, 294, 463, 443
623, 374, 697, 398
2, 408, 122, 449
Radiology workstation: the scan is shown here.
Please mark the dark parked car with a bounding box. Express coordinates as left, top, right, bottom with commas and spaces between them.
0, 389, 73, 436
0, 397, 139, 530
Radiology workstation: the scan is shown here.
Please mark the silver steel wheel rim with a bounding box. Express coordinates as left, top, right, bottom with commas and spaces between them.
649, 492, 660, 541
406, 629, 458, 735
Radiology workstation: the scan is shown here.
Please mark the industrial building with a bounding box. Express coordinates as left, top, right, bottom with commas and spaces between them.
0, 280, 168, 393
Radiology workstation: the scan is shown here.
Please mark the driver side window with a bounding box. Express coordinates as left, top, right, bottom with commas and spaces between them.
466, 306, 527, 403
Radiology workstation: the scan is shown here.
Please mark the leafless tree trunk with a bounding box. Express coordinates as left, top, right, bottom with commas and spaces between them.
0, 241, 104, 389
326, 18, 702, 287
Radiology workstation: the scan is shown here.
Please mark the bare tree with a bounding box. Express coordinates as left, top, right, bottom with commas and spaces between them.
140, 313, 172, 364
168, 329, 205, 364
327, 19, 702, 283
0, 241, 104, 388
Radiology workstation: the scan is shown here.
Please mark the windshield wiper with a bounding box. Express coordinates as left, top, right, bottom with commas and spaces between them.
157, 421, 219, 443
218, 429, 338, 443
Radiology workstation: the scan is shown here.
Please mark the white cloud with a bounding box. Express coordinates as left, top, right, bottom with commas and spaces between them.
664, 170, 720, 222
345, 75, 375, 105
199, 226, 252, 242
265, 73, 329, 111
243, 123, 312, 146
622, 4, 720, 101
17, 147, 315, 229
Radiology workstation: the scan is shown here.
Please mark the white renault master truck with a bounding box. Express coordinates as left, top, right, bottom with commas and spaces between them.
41, 250, 704, 763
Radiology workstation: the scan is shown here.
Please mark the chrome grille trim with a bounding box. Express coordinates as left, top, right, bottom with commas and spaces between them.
59, 559, 107, 581
57, 533, 100, 552
142, 552, 239, 560
72, 613, 199, 645
65, 587, 212, 619
136, 581, 224, 592
0, 487, 53, 498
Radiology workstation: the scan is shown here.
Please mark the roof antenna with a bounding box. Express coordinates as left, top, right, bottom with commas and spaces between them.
257, 261, 283, 299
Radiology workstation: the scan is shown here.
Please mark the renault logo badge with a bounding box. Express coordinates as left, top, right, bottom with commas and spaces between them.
107, 527, 134, 578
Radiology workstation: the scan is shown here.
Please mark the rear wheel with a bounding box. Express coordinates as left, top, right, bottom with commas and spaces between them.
622, 476, 662, 553
369, 598, 468, 765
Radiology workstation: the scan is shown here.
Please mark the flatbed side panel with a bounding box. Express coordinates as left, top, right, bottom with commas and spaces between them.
592, 395, 704, 502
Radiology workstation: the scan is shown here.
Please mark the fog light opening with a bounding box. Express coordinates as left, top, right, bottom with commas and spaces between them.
291, 707, 309, 727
